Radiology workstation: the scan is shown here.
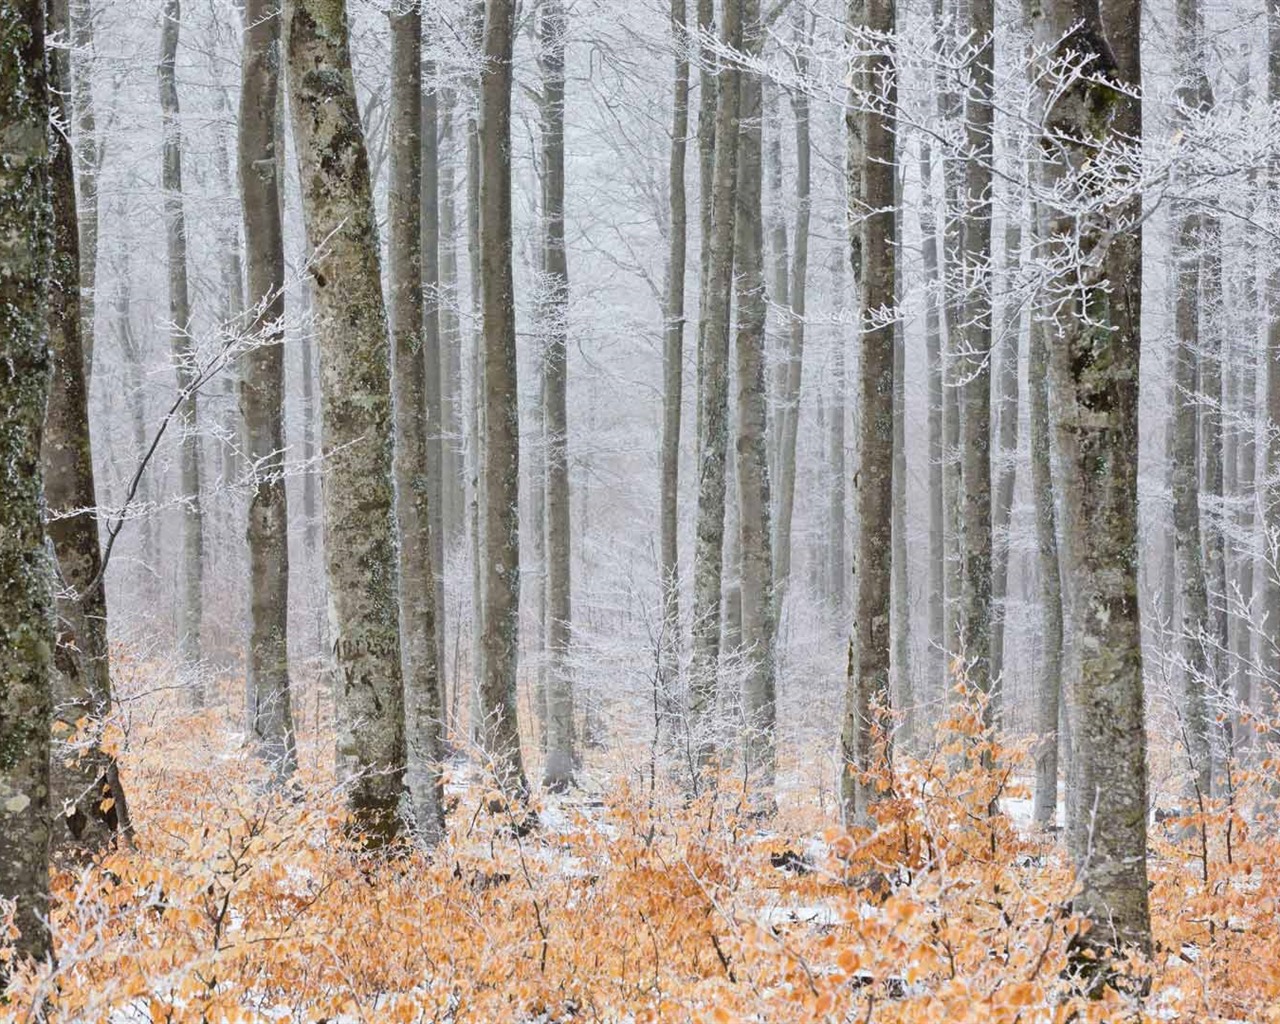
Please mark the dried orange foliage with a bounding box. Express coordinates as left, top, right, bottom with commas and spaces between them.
3, 672, 1280, 1023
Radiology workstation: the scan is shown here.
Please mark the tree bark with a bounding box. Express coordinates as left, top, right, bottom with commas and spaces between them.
438, 90, 465, 557
1265, 0, 1280, 742
892, 240, 911, 749
390, 3, 444, 840
1028, 246, 1062, 827
772, 7, 811, 598
989, 222, 1021, 697
159, 0, 204, 692
71, 0, 99, 387
920, 143, 945, 715
959, 0, 994, 710
239, 0, 295, 782
1037, 0, 1152, 969
660, 0, 690, 698
840, 0, 896, 822
466, 0, 485, 745
478, 0, 529, 796
688, 0, 743, 776
285, 0, 407, 843
539, 0, 575, 791
45, 0, 132, 852
733, 0, 776, 794
0, 0, 55, 965
423, 61, 449, 747
1171, 0, 1214, 800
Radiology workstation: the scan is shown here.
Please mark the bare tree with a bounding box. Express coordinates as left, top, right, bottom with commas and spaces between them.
390, 0, 444, 840
478, 0, 529, 796
772, 7, 812, 597
286, 0, 407, 843
539, 0, 575, 791
239, 0, 295, 781
0, 0, 55, 966
45, 0, 132, 850
159, 0, 204, 692
659, 0, 690, 692
840, 0, 896, 822
1037, 0, 1152, 972
734, 0, 776, 793
688, 0, 743, 773
959, 0, 994, 709
423, 57, 449, 747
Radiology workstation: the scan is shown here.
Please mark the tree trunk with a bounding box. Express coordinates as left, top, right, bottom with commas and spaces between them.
212, 80, 246, 487
390, 4, 444, 841
1028, 241, 1062, 827
1037, 0, 1152, 969
733, 0, 775, 794
71, 0, 100, 387
466, 0, 485, 745
1229, 251, 1257, 751
892, 238, 911, 750
989, 221, 1021, 697
439, 91, 465, 556
828, 335, 847, 612
1200, 214, 1229, 787
939, 0, 963, 666
1265, 0, 1280, 742
45, 0, 132, 852
660, 0, 690, 698
286, 0, 407, 844
113, 250, 158, 582
772, 7, 811, 598
539, 0, 575, 791
159, 0, 204, 692
423, 63, 449, 748
959, 0, 994, 710
0, 0, 55, 965
688, 0, 742, 775
478, 0, 529, 796
920, 143, 945, 717
1171, 0, 1214, 799
840, 0, 896, 823
239, 0, 295, 782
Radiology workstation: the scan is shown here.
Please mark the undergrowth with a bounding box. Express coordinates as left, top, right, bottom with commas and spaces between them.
3, 661, 1279, 1023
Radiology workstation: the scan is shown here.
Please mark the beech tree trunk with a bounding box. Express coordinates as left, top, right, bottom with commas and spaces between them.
1265, 0, 1280, 736
1037, 0, 1152, 969
959, 0, 994, 709
389, 4, 444, 840
423, 63, 449, 742
1028, 247, 1062, 827
540, 0, 575, 791
920, 142, 945, 714
840, 0, 896, 823
159, 0, 205, 692
439, 90, 465, 555
989, 222, 1021, 696
239, 0, 295, 781
0, 0, 55, 965
478, 0, 529, 796
45, 0, 132, 851
772, 7, 811, 597
1171, 0, 1214, 799
286, 0, 407, 843
71, 0, 100, 386
734, 0, 776, 793
659, 0, 690, 694
688, 0, 742, 775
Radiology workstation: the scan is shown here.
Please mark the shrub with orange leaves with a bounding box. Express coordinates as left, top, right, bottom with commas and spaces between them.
3, 667, 1280, 1022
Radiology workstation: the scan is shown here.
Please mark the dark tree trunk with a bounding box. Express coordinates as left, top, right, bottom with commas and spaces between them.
0, 0, 55, 967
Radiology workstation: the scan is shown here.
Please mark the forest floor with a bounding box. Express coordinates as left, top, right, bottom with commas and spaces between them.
4, 650, 1279, 1023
